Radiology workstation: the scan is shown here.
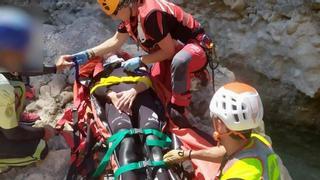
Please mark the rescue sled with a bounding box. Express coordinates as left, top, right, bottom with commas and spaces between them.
56, 51, 220, 180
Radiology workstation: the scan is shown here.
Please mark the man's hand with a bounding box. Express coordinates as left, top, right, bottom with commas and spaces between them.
107, 90, 132, 115
115, 88, 138, 115
164, 150, 191, 165
107, 91, 119, 105
122, 56, 141, 72
43, 125, 56, 141
55, 55, 74, 73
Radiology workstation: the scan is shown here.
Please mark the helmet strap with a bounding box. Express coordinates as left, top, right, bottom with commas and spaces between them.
231, 131, 247, 140
213, 130, 248, 145
213, 131, 233, 146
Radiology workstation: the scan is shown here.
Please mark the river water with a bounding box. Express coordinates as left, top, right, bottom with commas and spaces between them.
268, 124, 320, 180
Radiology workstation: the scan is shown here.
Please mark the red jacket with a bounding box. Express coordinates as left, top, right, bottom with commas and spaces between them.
124, 0, 202, 53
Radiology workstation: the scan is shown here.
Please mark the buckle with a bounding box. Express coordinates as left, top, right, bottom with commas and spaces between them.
133, 128, 143, 134
139, 161, 151, 168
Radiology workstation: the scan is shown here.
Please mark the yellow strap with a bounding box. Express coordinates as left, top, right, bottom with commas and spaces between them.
90, 76, 152, 94
32, 140, 47, 160
0, 156, 37, 167
267, 154, 281, 180
251, 133, 272, 147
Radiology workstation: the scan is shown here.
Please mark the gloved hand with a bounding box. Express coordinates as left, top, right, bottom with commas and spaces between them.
72, 50, 94, 65
122, 56, 142, 72
163, 149, 191, 165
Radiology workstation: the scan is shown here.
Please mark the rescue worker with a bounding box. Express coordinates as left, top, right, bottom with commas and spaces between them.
163, 82, 292, 180
0, 7, 57, 172
56, 0, 212, 121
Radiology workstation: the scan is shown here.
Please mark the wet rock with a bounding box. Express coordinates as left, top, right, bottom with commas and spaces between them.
170, 0, 184, 5
30, 75, 52, 98
311, 36, 320, 48
223, 0, 246, 12
48, 75, 67, 97
286, 21, 299, 35
190, 66, 236, 118
310, 1, 320, 10
39, 85, 51, 97
196, 0, 320, 98
34, 97, 59, 125
25, 101, 39, 113
48, 136, 70, 151
0, 149, 70, 180
59, 91, 74, 107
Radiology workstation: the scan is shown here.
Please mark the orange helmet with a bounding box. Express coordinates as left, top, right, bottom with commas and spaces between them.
97, 0, 121, 15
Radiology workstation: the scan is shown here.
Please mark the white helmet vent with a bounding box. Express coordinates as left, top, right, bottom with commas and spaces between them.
209, 83, 264, 131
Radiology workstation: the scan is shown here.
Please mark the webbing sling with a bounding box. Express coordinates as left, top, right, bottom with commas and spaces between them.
92, 128, 171, 178
90, 76, 152, 94
114, 160, 166, 180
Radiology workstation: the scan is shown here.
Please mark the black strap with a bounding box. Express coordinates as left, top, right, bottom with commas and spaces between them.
66, 164, 78, 180
2, 73, 22, 81
66, 108, 80, 180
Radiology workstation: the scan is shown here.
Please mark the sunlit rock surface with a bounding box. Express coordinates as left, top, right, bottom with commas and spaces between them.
0, 0, 319, 179
184, 0, 320, 98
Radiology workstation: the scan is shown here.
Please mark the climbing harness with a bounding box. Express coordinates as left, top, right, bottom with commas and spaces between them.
197, 34, 219, 92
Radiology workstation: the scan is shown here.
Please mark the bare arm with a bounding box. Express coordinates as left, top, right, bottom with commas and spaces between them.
56, 32, 129, 72
140, 34, 176, 64
190, 146, 226, 163
91, 32, 129, 57
164, 145, 226, 165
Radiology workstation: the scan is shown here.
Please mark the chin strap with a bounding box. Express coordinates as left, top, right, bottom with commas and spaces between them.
214, 130, 248, 146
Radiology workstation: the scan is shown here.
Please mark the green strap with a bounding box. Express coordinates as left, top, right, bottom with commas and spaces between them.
114, 162, 141, 179
143, 129, 172, 148
146, 139, 171, 147
93, 129, 171, 177
143, 129, 167, 139
114, 161, 166, 180
93, 130, 130, 177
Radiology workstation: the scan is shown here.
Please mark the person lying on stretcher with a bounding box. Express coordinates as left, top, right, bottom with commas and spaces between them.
90, 55, 170, 179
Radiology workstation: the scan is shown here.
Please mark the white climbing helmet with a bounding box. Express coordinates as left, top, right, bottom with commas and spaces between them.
210, 82, 264, 131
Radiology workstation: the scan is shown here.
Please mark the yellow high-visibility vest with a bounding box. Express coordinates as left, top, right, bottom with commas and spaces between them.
0, 74, 25, 129
219, 133, 284, 180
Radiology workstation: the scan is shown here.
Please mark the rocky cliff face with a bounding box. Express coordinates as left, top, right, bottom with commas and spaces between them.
0, 0, 319, 179
0, 1, 235, 179
183, 0, 320, 98
0, 0, 317, 128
